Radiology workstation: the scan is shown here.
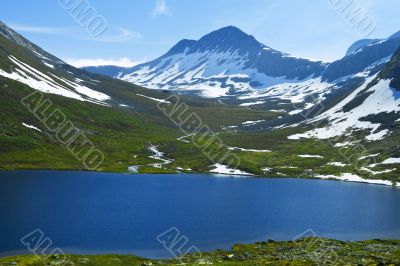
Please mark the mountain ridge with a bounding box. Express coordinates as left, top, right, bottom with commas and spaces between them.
84, 26, 327, 100
83, 26, 400, 103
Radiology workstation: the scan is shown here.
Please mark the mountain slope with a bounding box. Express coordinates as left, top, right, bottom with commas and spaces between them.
291, 47, 400, 141
0, 21, 115, 105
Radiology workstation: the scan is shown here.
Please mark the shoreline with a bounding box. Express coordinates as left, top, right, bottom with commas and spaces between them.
1, 167, 399, 188
1, 238, 399, 265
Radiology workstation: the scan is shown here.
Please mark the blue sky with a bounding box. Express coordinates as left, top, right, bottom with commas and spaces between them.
1, 0, 399, 67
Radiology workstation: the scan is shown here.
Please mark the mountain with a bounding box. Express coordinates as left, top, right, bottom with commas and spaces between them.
84, 26, 400, 118
84, 26, 326, 98
322, 33, 400, 82
82, 65, 128, 77
345, 38, 381, 56
345, 30, 400, 56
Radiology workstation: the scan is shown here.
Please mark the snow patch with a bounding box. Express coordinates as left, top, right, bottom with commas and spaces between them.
177, 135, 193, 143
22, 123, 42, 132
42, 61, 54, 69
334, 142, 354, 147
210, 163, 253, 176
241, 120, 265, 126
298, 154, 324, 158
136, 94, 170, 103
380, 158, 400, 165
128, 166, 140, 174
327, 162, 347, 167
316, 173, 397, 186
289, 110, 303, 115
147, 144, 173, 168
359, 153, 380, 160
227, 146, 271, 153
239, 101, 265, 106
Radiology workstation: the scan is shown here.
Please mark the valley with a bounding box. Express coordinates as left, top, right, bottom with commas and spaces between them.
0, 21, 400, 186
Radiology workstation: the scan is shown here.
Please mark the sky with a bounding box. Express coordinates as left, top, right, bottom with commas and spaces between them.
1, 0, 399, 67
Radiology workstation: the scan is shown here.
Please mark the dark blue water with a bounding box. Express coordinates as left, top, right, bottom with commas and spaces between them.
0, 171, 400, 258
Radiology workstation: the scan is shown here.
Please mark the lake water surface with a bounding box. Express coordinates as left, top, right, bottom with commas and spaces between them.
0, 170, 400, 258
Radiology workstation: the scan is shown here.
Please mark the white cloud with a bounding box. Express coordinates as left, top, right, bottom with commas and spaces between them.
8, 24, 69, 34
8, 23, 141, 43
89, 28, 142, 43
64, 57, 145, 68
152, 0, 170, 16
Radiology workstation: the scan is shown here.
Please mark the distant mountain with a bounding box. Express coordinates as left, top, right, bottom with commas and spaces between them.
84, 26, 400, 114
389, 31, 400, 39
345, 38, 381, 56
322, 33, 400, 82
84, 26, 326, 98
82, 65, 128, 78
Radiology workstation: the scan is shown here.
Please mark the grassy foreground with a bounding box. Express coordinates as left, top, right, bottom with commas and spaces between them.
1, 238, 399, 265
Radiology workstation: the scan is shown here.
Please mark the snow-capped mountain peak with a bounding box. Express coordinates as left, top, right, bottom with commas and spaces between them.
97, 26, 326, 98
82, 26, 400, 130
191, 26, 266, 53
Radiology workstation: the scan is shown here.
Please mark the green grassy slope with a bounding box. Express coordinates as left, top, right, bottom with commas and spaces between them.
1, 74, 400, 184
0, 74, 282, 173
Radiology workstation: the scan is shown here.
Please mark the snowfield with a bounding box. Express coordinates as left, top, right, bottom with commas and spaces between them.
0, 56, 111, 105
288, 76, 400, 141
239, 78, 333, 104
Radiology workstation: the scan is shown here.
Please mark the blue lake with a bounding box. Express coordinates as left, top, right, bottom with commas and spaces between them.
0, 170, 400, 258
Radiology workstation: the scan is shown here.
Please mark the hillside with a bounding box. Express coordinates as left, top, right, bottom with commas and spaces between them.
0, 21, 400, 186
